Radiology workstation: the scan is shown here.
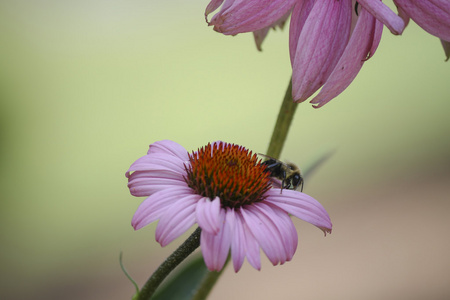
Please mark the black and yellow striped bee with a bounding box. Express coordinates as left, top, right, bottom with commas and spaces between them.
259, 154, 304, 192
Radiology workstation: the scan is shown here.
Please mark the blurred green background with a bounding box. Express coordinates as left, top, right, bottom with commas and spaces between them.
1, 1, 449, 299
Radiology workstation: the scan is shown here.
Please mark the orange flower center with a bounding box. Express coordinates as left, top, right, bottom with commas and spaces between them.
184, 142, 271, 208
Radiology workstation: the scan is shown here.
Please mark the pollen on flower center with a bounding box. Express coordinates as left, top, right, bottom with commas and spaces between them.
184, 142, 271, 208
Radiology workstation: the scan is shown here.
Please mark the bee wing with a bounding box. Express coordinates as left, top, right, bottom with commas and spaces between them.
257, 153, 275, 160
258, 153, 290, 167
258, 153, 284, 163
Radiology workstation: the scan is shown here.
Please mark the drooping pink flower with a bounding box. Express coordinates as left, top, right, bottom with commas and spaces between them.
126, 140, 332, 272
205, 0, 406, 107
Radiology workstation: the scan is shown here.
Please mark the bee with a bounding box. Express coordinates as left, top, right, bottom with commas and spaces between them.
259, 154, 304, 192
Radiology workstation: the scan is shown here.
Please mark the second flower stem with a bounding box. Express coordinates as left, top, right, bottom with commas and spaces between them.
266, 78, 298, 158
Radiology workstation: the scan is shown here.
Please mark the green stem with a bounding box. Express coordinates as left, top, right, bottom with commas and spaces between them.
137, 227, 202, 300
266, 78, 298, 158
190, 256, 229, 300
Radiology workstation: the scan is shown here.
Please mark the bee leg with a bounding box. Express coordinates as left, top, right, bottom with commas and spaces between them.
284, 176, 291, 190
280, 170, 287, 194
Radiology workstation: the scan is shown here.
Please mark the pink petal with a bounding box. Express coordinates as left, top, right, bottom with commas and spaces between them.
201, 209, 232, 271
393, 0, 450, 41
366, 15, 383, 60
396, 3, 411, 28
228, 208, 262, 272
226, 209, 244, 271
131, 187, 196, 230
146, 140, 189, 161
265, 189, 332, 235
155, 195, 201, 246
358, 0, 405, 34
310, 7, 383, 108
127, 170, 186, 197
255, 202, 298, 260
241, 203, 297, 266
289, 0, 315, 64
233, 209, 261, 271
125, 152, 187, 177
208, 0, 297, 35
196, 197, 221, 234
125, 151, 188, 197
128, 169, 184, 181
291, 0, 352, 102
350, 0, 359, 31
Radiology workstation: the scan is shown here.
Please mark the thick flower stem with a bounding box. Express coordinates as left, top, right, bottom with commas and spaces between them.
137, 227, 202, 300
191, 256, 229, 300
266, 78, 298, 158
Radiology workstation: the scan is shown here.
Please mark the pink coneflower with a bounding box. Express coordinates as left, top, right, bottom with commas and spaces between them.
126, 140, 332, 272
205, 1, 408, 107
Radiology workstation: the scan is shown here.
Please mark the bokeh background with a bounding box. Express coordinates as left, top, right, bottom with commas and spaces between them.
1, 1, 449, 299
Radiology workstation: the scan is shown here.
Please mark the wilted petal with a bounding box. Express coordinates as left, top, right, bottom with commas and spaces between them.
310, 7, 383, 108
441, 39, 450, 61
155, 194, 201, 246
265, 189, 332, 234
394, 0, 450, 41
201, 209, 232, 271
253, 10, 291, 51
358, 0, 405, 34
196, 197, 221, 234
131, 187, 196, 230
291, 0, 352, 102
253, 27, 271, 52
205, 0, 225, 17
208, 0, 297, 35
